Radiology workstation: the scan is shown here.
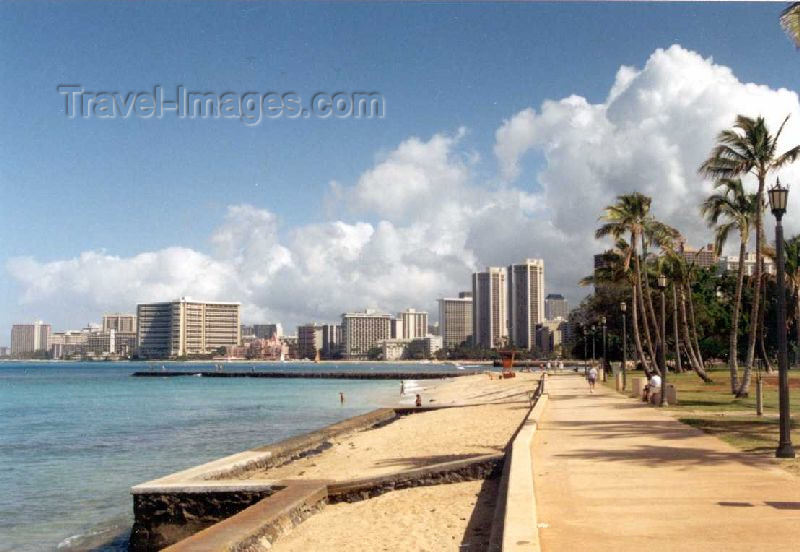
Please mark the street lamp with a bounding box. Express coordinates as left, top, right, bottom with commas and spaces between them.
591, 324, 596, 365
601, 316, 607, 381
657, 274, 668, 407
621, 301, 627, 390
769, 179, 795, 458
582, 323, 588, 373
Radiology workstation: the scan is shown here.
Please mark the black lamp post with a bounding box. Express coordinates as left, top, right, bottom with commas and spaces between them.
657, 274, 668, 407
601, 316, 607, 381
582, 324, 588, 372
621, 301, 627, 390
591, 324, 596, 365
769, 179, 795, 458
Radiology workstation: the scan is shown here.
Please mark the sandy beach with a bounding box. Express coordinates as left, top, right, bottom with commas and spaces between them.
257, 372, 541, 551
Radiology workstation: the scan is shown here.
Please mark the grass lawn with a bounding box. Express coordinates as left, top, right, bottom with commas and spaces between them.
603, 365, 800, 475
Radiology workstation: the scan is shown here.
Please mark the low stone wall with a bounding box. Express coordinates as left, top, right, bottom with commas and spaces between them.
162, 454, 504, 552
163, 483, 329, 552
328, 453, 504, 503
130, 405, 474, 550
130, 488, 280, 552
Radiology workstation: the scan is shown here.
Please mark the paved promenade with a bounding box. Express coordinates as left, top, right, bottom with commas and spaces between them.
533, 375, 800, 551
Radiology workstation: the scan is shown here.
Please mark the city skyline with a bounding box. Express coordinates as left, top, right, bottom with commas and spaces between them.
4, 3, 800, 344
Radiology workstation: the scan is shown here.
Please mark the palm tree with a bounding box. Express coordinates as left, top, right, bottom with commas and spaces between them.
700, 178, 757, 393
699, 115, 800, 396
596, 193, 658, 371
660, 245, 713, 383
781, 3, 800, 48
580, 240, 651, 375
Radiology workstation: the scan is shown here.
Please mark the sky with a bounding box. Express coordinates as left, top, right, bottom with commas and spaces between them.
3, 1, 800, 343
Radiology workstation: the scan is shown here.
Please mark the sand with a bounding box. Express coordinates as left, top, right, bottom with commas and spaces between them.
240, 372, 540, 481
272, 479, 499, 552
262, 372, 541, 552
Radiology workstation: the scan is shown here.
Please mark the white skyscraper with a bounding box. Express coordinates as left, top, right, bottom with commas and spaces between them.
398, 308, 428, 339
507, 258, 545, 350
472, 267, 508, 349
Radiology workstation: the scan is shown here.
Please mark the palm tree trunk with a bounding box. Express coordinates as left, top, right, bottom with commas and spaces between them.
679, 283, 703, 374
686, 280, 705, 367
758, 271, 774, 373
728, 237, 746, 393
672, 284, 682, 373
631, 283, 648, 374
681, 282, 713, 382
641, 236, 663, 347
633, 242, 657, 366
739, 176, 765, 397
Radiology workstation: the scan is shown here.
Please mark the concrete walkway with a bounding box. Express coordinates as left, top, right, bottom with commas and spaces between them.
533, 375, 800, 552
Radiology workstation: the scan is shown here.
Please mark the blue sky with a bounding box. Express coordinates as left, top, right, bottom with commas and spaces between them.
2, 2, 800, 342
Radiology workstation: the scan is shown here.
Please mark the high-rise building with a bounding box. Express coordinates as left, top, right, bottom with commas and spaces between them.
398, 308, 428, 340
507, 259, 545, 350
10, 321, 51, 356
50, 330, 89, 359
253, 324, 282, 339
536, 319, 566, 356
680, 243, 717, 268
102, 313, 137, 355
472, 267, 508, 349
102, 313, 136, 333
438, 295, 473, 349
321, 324, 342, 358
297, 324, 324, 359
341, 310, 392, 360
136, 298, 240, 358
390, 318, 404, 339
545, 293, 569, 321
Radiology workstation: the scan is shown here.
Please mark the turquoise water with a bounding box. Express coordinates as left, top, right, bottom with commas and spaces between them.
0, 361, 451, 551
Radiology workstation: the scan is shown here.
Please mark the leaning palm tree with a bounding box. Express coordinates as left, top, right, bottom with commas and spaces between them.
699, 114, 800, 396
596, 193, 658, 370
781, 2, 800, 48
660, 240, 713, 382
700, 178, 758, 393
580, 239, 650, 375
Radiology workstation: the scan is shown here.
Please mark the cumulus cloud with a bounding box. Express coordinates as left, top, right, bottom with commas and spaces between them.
8, 44, 800, 331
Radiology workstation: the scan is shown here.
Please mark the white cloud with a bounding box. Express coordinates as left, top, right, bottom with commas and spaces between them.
8, 44, 800, 332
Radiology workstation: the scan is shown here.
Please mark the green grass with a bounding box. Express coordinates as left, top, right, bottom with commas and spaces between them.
604, 366, 800, 475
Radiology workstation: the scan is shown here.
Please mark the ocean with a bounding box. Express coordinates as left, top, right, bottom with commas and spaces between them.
0, 361, 460, 551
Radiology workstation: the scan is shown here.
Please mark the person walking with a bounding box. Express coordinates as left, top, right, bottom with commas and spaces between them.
587, 365, 598, 393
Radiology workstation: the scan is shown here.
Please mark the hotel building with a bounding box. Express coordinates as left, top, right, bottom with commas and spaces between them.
10, 321, 51, 356
341, 310, 392, 360
398, 308, 428, 340
438, 294, 473, 349
136, 298, 240, 358
544, 293, 569, 321
507, 259, 545, 350
297, 324, 324, 359
472, 267, 508, 349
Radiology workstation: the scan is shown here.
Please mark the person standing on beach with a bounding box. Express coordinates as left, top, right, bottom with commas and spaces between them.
339, 392, 345, 405
587, 366, 598, 393
400, 381, 405, 395
415, 394, 422, 407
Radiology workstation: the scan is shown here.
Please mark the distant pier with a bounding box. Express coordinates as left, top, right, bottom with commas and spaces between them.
131, 370, 477, 380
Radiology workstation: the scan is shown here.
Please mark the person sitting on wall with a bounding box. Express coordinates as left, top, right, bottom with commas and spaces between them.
643, 372, 662, 403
